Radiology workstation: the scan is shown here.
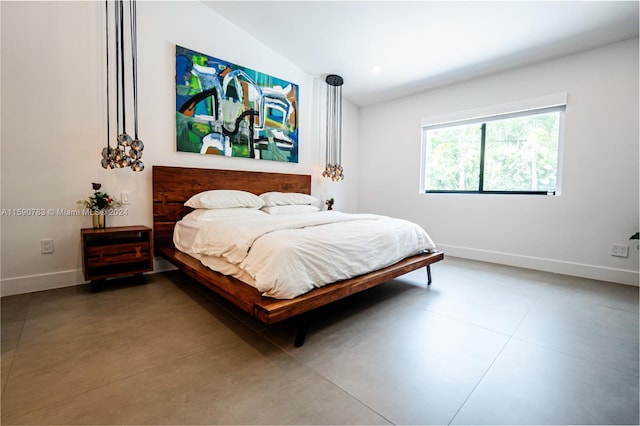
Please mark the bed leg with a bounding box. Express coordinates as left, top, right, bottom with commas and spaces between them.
427, 265, 432, 285
294, 313, 311, 347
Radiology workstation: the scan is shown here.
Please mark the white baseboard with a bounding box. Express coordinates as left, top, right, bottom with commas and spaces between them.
1, 257, 178, 297
1, 269, 85, 297
2, 250, 637, 297
438, 244, 639, 286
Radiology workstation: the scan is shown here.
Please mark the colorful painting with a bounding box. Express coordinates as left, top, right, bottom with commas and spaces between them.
175, 45, 299, 163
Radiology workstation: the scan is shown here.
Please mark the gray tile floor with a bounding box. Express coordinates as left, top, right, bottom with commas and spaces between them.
2, 257, 638, 425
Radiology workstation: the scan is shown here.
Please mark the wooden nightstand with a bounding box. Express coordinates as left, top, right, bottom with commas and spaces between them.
81, 225, 154, 291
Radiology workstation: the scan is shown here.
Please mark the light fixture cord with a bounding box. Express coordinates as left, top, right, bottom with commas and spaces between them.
325, 83, 331, 168
105, 0, 110, 150
115, 0, 120, 138
119, 0, 127, 133
336, 83, 342, 166
130, 0, 138, 139
334, 84, 338, 166
331, 85, 337, 166
331, 83, 339, 166
324, 75, 344, 180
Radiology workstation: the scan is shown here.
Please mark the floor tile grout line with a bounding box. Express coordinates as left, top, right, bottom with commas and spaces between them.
220, 273, 387, 403
255, 288, 431, 426
446, 291, 540, 425
264, 276, 529, 426
508, 334, 640, 379
259, 283, 513, 426
287, 359, 397, 425
259, 326, 397, 425
510, 288, 640, 378
447, 333, 516, 425
442, 281, 635, 425
2, 295, 33, 396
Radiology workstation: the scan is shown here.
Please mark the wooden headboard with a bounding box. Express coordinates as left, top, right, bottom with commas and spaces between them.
152, 166, 312, 251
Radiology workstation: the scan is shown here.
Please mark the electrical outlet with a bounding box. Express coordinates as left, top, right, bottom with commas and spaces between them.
41, 239, 54, 254
610, 244, 629, 258
121, 192, 130, 205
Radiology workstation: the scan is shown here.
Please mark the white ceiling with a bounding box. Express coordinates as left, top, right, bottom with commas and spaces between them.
205, 1, 639, 106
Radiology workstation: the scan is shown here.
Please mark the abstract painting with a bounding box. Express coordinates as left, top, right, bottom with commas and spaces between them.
175, 45, 299, 163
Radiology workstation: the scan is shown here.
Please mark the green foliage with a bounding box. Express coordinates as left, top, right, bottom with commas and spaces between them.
78, 183, 120, 211
424, 123, 480, 191
484, 113, 558, 191
424, 111, 559, 192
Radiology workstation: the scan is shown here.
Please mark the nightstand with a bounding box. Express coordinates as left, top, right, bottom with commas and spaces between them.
81, 225, 154, 291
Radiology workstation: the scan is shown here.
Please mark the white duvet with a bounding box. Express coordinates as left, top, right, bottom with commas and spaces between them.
174, 211, 436, 299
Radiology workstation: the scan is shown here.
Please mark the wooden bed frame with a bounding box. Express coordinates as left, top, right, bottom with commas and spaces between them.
152, 165, 444, 346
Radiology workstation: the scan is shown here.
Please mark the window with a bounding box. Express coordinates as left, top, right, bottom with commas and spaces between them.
421, 106, 565, 194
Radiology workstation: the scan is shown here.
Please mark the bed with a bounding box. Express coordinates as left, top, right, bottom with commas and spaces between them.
153, 165, 444, 346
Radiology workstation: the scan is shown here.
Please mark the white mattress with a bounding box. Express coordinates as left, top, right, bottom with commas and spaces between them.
173, 219, 257, 285
174, 211, 436, 299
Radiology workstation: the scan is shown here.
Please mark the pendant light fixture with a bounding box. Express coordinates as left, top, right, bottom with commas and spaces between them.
101, 0, 144, 172
322, 74, 344, 181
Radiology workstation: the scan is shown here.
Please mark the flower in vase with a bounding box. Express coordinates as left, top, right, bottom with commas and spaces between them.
79, 183, 121, 211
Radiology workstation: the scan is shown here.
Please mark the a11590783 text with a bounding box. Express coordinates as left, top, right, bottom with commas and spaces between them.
1, 208, 129, 217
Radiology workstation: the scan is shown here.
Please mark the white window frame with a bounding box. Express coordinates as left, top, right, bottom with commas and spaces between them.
420, 93, 567, 195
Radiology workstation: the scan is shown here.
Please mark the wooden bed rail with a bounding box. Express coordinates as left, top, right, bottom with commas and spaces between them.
160, 245, 443, 325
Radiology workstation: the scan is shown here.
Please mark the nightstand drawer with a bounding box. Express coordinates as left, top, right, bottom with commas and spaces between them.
86, 241, 151, 267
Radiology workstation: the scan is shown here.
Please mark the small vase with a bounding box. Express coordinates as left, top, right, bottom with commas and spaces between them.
92, 210, 106, 229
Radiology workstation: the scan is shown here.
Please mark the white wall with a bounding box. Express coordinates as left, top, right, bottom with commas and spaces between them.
0, 1, 358, 296
358, 38, 639, 285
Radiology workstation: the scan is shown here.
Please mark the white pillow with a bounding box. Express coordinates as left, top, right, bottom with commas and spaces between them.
259, 192, 318, 207
184, 190, 264, 209
183, 208, 268, 221
261, 205, 320, 215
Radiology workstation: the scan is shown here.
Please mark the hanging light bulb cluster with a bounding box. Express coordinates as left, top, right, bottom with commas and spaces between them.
102, 0, 144, 172
322, 74, 344, 181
